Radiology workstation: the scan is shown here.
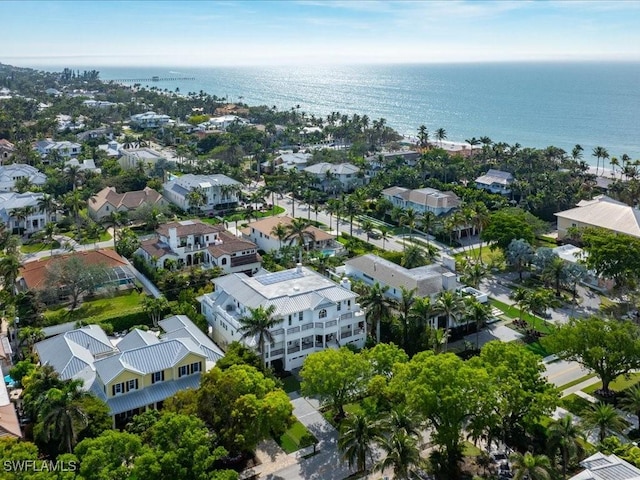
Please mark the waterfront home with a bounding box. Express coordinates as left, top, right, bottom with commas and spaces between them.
382, 186, 461, 216
35, 139, 81, 162
241, 215, 339, 254
56, 114, 85, 132
0, 164, 47, 192
475, 169, 514, 195
118, 147, 166, 171
0, 191, 49, 235
555, 195, 640, 239
196, 115, 248, 132
88, 186, 166, 221
82, 99, 117, 108
136, 219, 261, 275
162, 173, 241, 212
0, 139, 15, 164
200, 265, 365, 370
365, 150, 421, 172
130, 111, 172, 129
303, 162, 364, 192
34, 315, 224, 427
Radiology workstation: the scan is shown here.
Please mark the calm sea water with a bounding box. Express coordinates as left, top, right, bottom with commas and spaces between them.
95, 63, 640, 160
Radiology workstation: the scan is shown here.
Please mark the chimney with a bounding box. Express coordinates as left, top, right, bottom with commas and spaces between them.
296, 263, 303, 273
340, 276, 352, 291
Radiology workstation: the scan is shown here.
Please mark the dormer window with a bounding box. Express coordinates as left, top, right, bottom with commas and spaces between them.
319, 309, 327, 319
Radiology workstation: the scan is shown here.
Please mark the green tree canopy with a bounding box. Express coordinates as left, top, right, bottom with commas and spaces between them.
300, 347, 371, 419
543, 316, 640, 394
195, 364, 292, 454
581, 227, 640, 290
482, 208, 539, 252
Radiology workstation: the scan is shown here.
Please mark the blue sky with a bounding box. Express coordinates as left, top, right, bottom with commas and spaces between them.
4, 1, 640, 66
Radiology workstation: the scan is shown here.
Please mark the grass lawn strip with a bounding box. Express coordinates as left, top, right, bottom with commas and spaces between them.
558, 373, 598, 392
21, 241, 61, 254
462, 441, 482, 457
277, 420, 317, 454
560, 393, 593, 416
582, 372, 640, 395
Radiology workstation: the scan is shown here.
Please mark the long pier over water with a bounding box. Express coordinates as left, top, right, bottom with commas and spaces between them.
110, 77, 195, 83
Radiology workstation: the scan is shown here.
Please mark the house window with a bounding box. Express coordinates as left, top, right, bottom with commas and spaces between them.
178, 365, 189, 378
127, 379, 138, 392
319, 309, 327, 319
190, 362, 201, 374
299, 312, 304, 322
222, 258, 227, 265
151, 371, 165, 384
337, 302, 341, 311
112, 383, 123, 396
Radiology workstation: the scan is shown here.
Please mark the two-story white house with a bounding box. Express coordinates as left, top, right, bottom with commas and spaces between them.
0, 139, 15, 164
118, 147, 166, 171
303, 162, 364, 193
130, 111, 172, 129
475, 169, 514, 195
35, 139, 81, 162
136, 219, 261, 275
0, 192, 50, 235
200, 265, 366, 370
382, 186, 461, 216
0, 164, 47, 192
162, 174, 241, 212
342, 254, 487, 330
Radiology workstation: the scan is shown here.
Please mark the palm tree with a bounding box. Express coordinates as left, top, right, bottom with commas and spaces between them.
343, 195, 359, 237
395, 286, 417, 351
581, 402, 626, 444
186, 186, 206, 214
418, 211, 437, 246
465, 298, 491, 350
435, 127, 447, 147
374, 431, 423, 480
592, 146, 609, 176
399, 208, 419, 247
417, 125, 429, 149
63, 190, 84, 225
360, 282, 392, 344
39, 381, 89, 454
509, 452, 553, 480
37, 194, 57, 224
65, 164, 83, 191
338, 412, 381, 474
378, 225, 391, 250
0, 253, 20, 293
381, 405, 422, 439
548, 415, 584, 480
270, 222, 288, 252
542, 255, 567, 297
401, 244, 428, 269
360, 219, 375, 242
237, 304, 279, 367
101, 210, 127, 250
285, 218, 315, 263
621, 384, 640, 430
434, 290, 463, 351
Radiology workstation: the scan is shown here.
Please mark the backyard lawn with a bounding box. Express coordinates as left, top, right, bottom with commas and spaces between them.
454, 247, 505, 267
43, 289, 147, 326
277, 420, 317, 454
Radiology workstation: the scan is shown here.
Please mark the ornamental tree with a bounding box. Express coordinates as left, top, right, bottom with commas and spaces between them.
543, 316, 640, 394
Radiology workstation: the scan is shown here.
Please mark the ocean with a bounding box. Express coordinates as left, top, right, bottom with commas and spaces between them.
94, 62, 640, 160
